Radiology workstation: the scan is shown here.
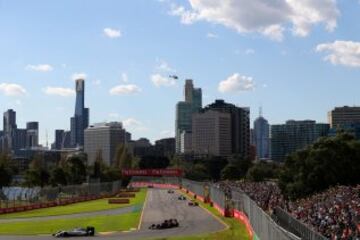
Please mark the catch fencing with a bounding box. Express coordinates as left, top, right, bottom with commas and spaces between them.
232, 189, 301, 240
209, 184, 227, 215
180, 179, 207, 201
273, 207, 327, 240
0, 181, 121, 210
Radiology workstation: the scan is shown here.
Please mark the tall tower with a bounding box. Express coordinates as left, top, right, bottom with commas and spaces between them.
70, 79, 89, 147
254, 109, 270, 160
175, 79, 202, 153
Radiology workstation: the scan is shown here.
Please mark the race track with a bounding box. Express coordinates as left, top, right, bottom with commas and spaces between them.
0, 188, 226, 240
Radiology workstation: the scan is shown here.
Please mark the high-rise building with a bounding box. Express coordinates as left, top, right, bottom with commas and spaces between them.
26, 122, 39, 148
155, 138, 175, 157
192, 110, 232, 157
53, 129, 65, 150
3, 109, 16, 133
70, 79, 89, 147
84, 122, 126, 165
254, 115, 270, 159
270, 120, 330, 162
328, 106, 360, 128
202, 100, 250, 159
175, 79, 202, 153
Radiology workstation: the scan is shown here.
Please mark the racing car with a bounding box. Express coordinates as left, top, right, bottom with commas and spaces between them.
149, 219, 179, 230
53, 226, 95, 238
167, 189, 174, 194
188, 200, 199, 206
178, 195, 186, 200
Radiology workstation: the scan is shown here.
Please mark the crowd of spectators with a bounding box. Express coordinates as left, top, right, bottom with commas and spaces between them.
222, 181, 360, 240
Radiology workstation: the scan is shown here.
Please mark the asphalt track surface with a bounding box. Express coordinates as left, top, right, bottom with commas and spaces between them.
0, 188, 226, 240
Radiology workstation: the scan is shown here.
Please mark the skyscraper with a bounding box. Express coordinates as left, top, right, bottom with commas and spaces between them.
175, 79, 202, 153
328, 106, 360, 128
254, 113, 270, 159
70, 79, 89, 147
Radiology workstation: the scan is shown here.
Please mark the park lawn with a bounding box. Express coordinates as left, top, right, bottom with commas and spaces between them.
0, 211, 142, 235
0, 188, 147, 219
153, 193, 250, 240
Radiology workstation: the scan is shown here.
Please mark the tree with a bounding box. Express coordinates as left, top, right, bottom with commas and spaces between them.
49, 167, 67, 186
246, 162, 280, 182
0, 153, 12, 187
114, 144, 133, 170
185, 163, 209, 181
203, 156, 228, 180
279, 133, 360, 200
138, 155, 169, 169
221, 164, 241, 180
65, 155, 87, 185
24, 153, 50, 187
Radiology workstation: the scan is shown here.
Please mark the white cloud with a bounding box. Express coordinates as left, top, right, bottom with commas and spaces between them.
316, 40, 360, 67
0, 83, 27, 96
156, 59, 176, 72
218, 73, 255, 93
121, 73, 128, 83
151, 74, 176, 87
43, 87, 75, 97
71, 72, 87, 81
206, 32, 218, 38
168, 0, 339, 41
109, 84, 142, 95
245, 48, 255, 55
103, 28, 122, 38
25, 64, 53, 72
123, 118, 148, 131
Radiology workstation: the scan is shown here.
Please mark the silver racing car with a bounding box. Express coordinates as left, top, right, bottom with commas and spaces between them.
53, 226, 95, 238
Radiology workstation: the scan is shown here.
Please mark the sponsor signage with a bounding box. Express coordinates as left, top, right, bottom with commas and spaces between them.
122, 168, 183, 177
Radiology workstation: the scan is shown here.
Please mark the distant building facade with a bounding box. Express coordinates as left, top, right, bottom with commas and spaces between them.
84, 122, 126, 166
254, 116, 270, 159
270, 120, 330, 162
192, 110, 232, 157
155, 138, 175, 157
202, 100, 250, 159
175, 80, 202, 153
328, 106, 360, 128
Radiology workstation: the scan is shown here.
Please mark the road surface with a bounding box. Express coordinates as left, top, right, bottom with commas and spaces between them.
0, 188, 226, 240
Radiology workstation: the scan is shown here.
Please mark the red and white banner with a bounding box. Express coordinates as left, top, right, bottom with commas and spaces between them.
122, 168, 183, 177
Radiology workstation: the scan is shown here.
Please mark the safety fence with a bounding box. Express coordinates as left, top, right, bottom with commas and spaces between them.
180, 179, 208, 202
232, 189, 301, 240
273, 207, 327, 240
128, 177, 327, 240
0, 181, 122, 213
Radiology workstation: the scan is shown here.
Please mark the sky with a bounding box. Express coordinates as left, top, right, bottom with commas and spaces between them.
0, 0, 360, 145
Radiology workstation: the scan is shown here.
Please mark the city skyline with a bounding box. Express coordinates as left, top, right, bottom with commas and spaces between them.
1, 0, 360, 145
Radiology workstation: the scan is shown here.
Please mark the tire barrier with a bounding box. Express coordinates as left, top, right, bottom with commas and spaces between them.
108, 199, 130, 204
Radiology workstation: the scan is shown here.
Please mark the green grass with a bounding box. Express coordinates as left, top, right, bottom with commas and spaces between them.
0, 189, 147, 235
0, 211, 141, 235
152, 193, 251, 240
0, 189, 147, 219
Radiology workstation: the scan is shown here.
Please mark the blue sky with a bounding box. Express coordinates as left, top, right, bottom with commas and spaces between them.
0, 0, 360, 145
